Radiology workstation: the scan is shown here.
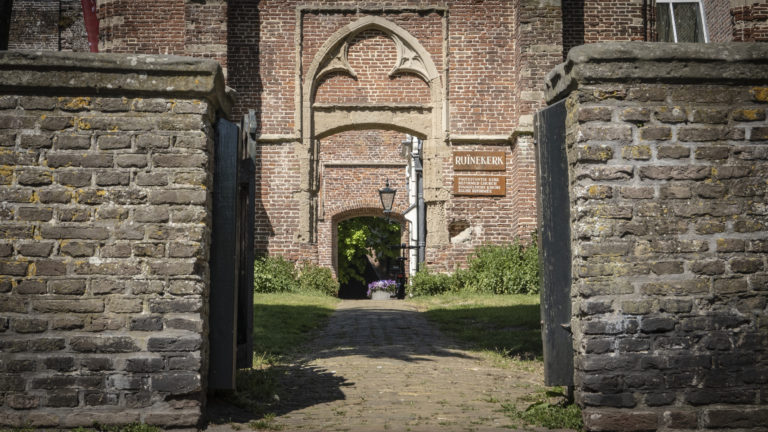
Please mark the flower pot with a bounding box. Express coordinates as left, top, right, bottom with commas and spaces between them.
370, 290, 392, 300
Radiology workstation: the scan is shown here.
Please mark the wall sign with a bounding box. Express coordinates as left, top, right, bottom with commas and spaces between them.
453, 151, 506, 171
453, 175, 506, 196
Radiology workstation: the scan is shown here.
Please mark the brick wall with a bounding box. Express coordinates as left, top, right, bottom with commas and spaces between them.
546, 42, 768, 431
732, 1, 768, 41
562, 0, 650, 58
7, 0, 87, 51
0, 51, 231, 428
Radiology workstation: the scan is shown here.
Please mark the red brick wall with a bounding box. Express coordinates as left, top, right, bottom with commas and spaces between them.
703, 0, 734, 42
562, 0, 651, 58
316, 129, 409, 273
448, 1, 515, 134
314, 30, 431, 105
732, 1, 768, 41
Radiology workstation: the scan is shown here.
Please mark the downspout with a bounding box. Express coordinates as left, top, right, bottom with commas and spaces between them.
415, 138, 426, 268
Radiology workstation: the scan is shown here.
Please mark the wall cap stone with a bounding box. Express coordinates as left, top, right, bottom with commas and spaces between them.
546, 42, 768, 104
0, 50, 234, 115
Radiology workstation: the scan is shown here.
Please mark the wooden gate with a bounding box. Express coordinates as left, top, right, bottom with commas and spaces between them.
209, 117, 255, 389
534, 100, 573, 386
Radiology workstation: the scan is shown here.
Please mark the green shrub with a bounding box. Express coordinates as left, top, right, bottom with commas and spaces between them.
462, 240, 540, 295
254, 256, 338, 296
408, 236, 540, 296
409, 267, 458, 296
253, 256, 299, 293
298, 263, 339, 296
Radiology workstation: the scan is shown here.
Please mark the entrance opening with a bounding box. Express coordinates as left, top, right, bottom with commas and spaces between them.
336, 216, 402, 299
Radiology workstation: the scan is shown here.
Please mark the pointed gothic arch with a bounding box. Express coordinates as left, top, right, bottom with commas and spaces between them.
297, 16, 447, 246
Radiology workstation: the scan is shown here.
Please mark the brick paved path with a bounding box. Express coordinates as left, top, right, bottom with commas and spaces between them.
208, 299, 562, 431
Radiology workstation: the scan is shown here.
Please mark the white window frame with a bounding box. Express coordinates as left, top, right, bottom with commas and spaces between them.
657, 0, 710, 43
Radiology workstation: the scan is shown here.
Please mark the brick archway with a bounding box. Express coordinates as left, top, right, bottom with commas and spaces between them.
318, 202, 409, 280
297, 15, 448, 249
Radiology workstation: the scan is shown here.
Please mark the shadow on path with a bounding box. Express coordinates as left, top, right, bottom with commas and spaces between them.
206, 299, 545, 431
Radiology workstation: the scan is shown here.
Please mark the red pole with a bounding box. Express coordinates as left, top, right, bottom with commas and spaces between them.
81, 0, 99, 52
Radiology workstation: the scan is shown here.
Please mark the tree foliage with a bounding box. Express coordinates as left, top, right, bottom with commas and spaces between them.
337, 217, 401, 284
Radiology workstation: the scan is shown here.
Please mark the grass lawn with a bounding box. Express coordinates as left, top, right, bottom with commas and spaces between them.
407, 293, 543, 370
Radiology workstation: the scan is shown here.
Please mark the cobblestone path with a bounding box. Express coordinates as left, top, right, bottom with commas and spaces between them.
208, 299, 560, 432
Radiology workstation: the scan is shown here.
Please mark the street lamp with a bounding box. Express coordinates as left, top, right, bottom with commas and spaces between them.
379, 179, 396, 220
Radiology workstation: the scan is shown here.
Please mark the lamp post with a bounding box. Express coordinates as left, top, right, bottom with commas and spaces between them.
378, 179, 396, 221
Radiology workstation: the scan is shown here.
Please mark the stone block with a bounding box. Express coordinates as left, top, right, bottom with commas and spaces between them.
641, 279, 709, 296
17, 169, 53, 186
704, 408, 768, 429
639, 126, 671, 141
56, 134, 91, 150
733, 108, 766, 121
41, 226, 109, 240
574, 144, 613, 162
106, 297, 143, 313
38, 188, 73, 204
0, 261, 30, 276
32, 299, 104, 313
43, 356, 75, 372
95, 171, 130, 186
17, 242, 54, 257
124, 357, 164, 373
135, 172, 168, 186
657, 145, 690, 159
97, 135, 131, 150
6, 393, 40, 409
147, 336, 201, 352
152, 154, 208, 168
20, 134, 53, 150
149, 189, 206, 205
583, 409, 657, 431
11, 318, 48, 333
45, 389, 78, 407
70, 336, 139, 353
81, 357, 113, 371
640, 317, 676, 333
654, 106, 688, 123
151, 372, 201, 394
115, 154, 148, 168
130, 315, 164, 331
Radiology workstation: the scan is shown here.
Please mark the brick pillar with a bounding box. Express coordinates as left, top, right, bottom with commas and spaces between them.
545, 42, 768, 431
0, 50, 232, 428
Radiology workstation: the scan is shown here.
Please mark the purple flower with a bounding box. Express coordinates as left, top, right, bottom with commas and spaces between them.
366, 279, 396, 297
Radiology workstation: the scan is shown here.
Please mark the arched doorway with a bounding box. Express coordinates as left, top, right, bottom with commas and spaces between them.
335, 215, 403, 299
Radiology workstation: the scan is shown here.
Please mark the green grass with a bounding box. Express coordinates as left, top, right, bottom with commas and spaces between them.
502, 387, 583, 430
252, 292, 340, 358
225, 292, 340, 417
408, 293, 542, 364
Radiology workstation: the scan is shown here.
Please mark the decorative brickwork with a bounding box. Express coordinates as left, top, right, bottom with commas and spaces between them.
546, 42, 768, 431
0, 51, 231, 428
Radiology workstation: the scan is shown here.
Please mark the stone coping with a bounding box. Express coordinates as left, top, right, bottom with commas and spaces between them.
0, 50, 234, 115
546, 42, 768, 104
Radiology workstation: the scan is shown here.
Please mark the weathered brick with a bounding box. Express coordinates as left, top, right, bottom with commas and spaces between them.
130, 315, 163, 331
97, 135, 131, 150
574, 144, 613, 162
11, 318, 48, 333
124, 357, 164, 373
16, 279, 46, 294
56, 134, 91, 150
20, 135, 52, 149
654, 106, 688, 123
149, 298, 201, 313
732, 108, 766, 122
691, 108, 729, 124
115, 154, 148, 168
152, 153, 207, 168
695, 146, 730, 160
56, 171, 92, 187
136, 134, 171, 150
642, 280, 709, 295
17, 242, 54, 257
16, 169, 52, 186
41, 226, 109, 240
95, 171, 130, 186
151, 372, 201, 394
49, 279, 86, 295
33, 299, 104, 313
583, 409, 657, 431
70, 336, 139, 353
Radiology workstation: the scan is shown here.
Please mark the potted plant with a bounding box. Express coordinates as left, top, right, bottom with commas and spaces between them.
367, 279, 395, 300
